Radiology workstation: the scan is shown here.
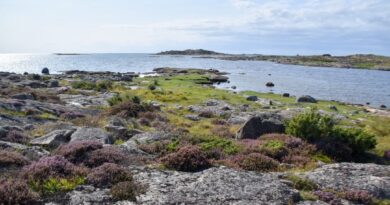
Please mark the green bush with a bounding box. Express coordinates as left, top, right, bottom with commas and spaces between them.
286, 109, 335, 141
286, 109, 377, 160
39, 177, 85, 194
331, 127, 376, 155
199, 136, 241, 155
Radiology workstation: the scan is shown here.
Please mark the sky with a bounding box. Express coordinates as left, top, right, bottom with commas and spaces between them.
0, 0, 389, 55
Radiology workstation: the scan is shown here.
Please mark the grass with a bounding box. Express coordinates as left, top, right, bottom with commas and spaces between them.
363, 116, 390, 156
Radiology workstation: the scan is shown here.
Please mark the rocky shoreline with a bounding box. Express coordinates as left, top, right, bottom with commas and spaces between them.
157, 50, 390, 71
0, 68, 389, 205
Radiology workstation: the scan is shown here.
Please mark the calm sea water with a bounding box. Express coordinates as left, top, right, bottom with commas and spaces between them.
0, 53, 389, 107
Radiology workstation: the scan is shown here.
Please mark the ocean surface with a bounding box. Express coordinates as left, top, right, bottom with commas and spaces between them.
0, 53, 389, 107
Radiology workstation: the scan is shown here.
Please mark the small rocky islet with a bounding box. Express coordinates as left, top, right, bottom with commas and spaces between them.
0, 67, 390, 205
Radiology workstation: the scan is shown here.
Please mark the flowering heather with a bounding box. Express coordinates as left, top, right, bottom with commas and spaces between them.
1, 130, 30, 144
53, 140, 103, 164
0, 150, 29, 167
384, 149, 390, 160
227, 153, 279, 172
161, 145, 210, 172
343, 190, 373, 204
86, 163, 133, 187
110, 181, 138, 201
0, 178, 38, 205
313, 191, 342, 205
22, 155, 86, 181
84, 146, 127, 168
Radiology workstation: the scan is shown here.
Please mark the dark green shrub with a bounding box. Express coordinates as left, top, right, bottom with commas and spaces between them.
107, 101, 154, 118
71, 80, 112, 91
148, 84, 156, 90
286, 110, 335, 141
286, 110, 377, 161
331, 127, 376, 155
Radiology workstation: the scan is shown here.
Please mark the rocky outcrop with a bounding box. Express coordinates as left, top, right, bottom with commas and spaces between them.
30, 129, 76, 148
300, 163, 390, 199
236, 113, 285, 139
132, 166, 299, 205
0, 140, 49, 160
70, 127, 113, 144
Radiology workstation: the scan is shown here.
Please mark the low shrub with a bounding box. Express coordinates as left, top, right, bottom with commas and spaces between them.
160, 146, 210, 172
71, 80, 113, 91
259, 140, 289, 160
285, 175, 318, 191
313, 191, 341, 205
0, 178, 39, 205
343, 190, 373, 205
286, 109, 335, 141
227, 153, 279, 172
110, 181, 138, 201
210, 125, 235, 138
2, 130, 30, 143
286, 110, 377, 161
0, 150, 29, 167
86, 163, 133, 187
107, 101, 154, 118
331, 127, 376, 155
84, 146, 127, 168
22, 156, 87, 182
199, 137, 240, 155
53, 140, 103, 164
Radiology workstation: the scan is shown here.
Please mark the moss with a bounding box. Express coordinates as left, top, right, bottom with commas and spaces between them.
300, 191, 319, 201
285, 175, 318, 191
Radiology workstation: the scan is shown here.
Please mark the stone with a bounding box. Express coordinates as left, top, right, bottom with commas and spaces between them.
48, 80, 59, 88
66, 185, 112, 205
266, 82, 275, 87
132, 166, 300, 205
246, 96, 258, 101
0, 140, 49, 160
70, 127, 113, 144
231, 85, 237, 89
185, 114, 201, 121
380, 105, 387, 109
296, 95, 317, 103
282, 93, 290, 97
30, 129, 75, 148
236, 113, 285, 139
300, 163, 390, 199
42, 67, 50, 75
10, 93, 34, 100
208, 75, 229, 83
329, 105, 338, 111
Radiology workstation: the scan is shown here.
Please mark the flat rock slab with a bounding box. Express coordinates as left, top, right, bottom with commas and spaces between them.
59, 93, 115, 107
30, 129, 75, 148
300, 163, 390, 199
132, 166, 299, 205
70, 127, 113, 144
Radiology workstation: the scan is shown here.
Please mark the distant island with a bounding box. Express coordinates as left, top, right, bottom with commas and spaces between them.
54, 53, 84, 55
157, 49, 223, 55
157, 49, 390, 71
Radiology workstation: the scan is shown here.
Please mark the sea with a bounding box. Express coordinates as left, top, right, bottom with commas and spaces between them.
0, 53, 389, 107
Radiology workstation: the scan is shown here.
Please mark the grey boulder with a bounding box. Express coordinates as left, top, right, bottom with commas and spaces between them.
296, 95, 317, 103
30, 129, 75, 148
70, 127, 113, 144
236, 113, 285, 139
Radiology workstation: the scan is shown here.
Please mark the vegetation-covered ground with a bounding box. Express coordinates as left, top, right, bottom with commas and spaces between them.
0, 69, 389, 204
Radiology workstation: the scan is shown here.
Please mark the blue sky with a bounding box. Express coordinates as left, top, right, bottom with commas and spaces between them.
0, 0, 389, 55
